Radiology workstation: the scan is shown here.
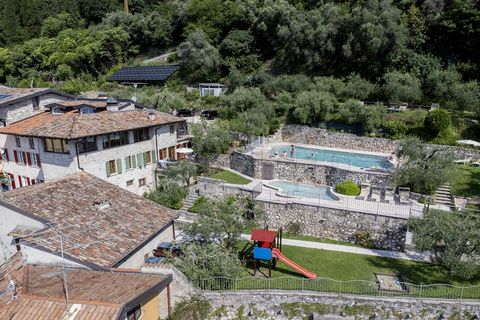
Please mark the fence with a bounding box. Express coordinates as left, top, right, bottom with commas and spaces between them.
196, 276, 480, 300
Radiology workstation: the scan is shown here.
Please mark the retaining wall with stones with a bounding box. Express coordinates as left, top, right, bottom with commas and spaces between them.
280, 125, 480, 160
204, 291, 480, 320
259, 200, 407, 251
231, 151, 391, 187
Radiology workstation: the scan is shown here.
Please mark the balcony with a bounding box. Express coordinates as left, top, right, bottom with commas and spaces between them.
177, 129, 192, 141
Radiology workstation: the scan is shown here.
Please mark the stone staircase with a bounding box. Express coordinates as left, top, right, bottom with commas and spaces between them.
433, 184, 455, 208
175, 191, 200, 226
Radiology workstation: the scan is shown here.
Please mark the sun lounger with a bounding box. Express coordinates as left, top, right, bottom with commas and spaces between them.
397, 103, 408, 112
398, 187, 410, 204
453, 157, 472, 165
429, 103, 440, 111
383, 187, 395, 203
356, 183, 371, 200
472, 160, 480, 167
369, 185, 382, 202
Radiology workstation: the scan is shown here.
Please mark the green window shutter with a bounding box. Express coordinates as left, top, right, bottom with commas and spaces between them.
152, 149, 157, 163
132, 155, 136, 168
116, 158, 123, 173
105, 161, 111, 177
124, 156, 130, 170
143, 152, 148, 164
136, 153, 143, 168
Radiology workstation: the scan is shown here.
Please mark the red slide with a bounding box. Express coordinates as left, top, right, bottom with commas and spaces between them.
272, 248, 317, 279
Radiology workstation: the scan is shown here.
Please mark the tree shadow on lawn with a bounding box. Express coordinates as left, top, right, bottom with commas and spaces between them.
245, 260, 304, 278
364, 255, 480, 285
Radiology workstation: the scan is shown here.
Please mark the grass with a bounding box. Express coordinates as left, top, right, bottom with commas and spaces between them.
450, 165, 480, 198
281, 232, 364, 248
204, 169, 251, 185
240, 242, 480, 286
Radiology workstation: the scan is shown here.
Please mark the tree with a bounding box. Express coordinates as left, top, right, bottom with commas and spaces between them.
184, 195, 264, 249
424, 68, 462, 108
423, 109, 452, 137
339, 73, 376, 100
144, 180, 187, 210
178, 29, 222, 82
393, 137, 455, 194
409, 209, 480, 279
192, 121, 232, 161
356, 103, 387, 133
160, 160, 197, 186
171, 243, 244, 283
383, 71, 422, 103
290, 90, 336, 125
41, 13, 84, 38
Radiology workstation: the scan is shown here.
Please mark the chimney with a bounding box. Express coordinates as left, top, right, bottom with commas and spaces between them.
148, 111, 156, 121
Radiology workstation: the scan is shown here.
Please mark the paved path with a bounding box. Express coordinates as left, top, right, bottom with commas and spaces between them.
240, 234, 431, 263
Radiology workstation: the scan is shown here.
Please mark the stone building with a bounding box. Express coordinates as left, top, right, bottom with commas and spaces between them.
0, 98, 190, 195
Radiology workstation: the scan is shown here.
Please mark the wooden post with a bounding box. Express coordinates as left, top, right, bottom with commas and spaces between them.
167, 284, 172, 318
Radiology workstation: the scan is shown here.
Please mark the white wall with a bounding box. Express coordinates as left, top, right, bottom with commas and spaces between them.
21, 244, 84, 268
2, 123, 182, 195
118, 224, 174, 269
0, 204, 44, 264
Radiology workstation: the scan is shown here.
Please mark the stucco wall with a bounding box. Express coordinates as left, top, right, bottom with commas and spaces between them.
118, 223, 174, 269
0, 204, 44, 264
21, 245, 85, 268
141, 293, 161, 320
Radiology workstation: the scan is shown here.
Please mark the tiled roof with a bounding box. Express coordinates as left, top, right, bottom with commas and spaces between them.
0, 87, 73, 106
0, 109, 185, 139
107, 65, 180, 82
0, 265, 171, 320
1, 173, 178, 268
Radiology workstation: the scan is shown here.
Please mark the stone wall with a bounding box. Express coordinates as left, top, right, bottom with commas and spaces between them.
280, 124, 480, 160
195, 176, 261, 199
204, 291, 480, 320
259, 201, 407, 250
231, 151, 391, 187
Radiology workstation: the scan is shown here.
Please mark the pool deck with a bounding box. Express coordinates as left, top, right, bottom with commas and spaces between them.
247, 142, 395, 174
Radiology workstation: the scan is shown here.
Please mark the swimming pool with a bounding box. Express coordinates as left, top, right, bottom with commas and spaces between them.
267, 180, 337, 200
270, 145, 393, 169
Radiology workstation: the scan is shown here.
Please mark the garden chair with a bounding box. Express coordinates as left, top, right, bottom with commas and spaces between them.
383, 187, 395, 204
429, 103, 440, 111
398, 187, 410, 204
397, 103, 408, 112
369, 185, 382, 202
356, 183, 371, 200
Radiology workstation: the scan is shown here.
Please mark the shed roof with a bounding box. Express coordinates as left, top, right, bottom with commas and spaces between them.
250, 229, 277, 243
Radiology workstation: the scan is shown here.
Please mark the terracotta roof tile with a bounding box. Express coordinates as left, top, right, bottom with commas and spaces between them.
2, 173, 178, 268
0, 109, 185, 139
0, 265, 170, 320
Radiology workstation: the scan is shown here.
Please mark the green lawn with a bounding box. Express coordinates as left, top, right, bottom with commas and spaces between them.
281, 232, 364, 248
450, 165, 480, 198
205, 169, 251, 185
244, 243, 480, 286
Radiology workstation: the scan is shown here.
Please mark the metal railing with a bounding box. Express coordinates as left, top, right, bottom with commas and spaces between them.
196, 276, 480, 300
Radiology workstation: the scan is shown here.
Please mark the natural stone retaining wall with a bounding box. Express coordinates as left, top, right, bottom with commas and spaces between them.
280, 125, 480, 160
259, 200, 407, 251
204, 291, 480, 320
195, 176, 261, 199
231, 151, 391, 187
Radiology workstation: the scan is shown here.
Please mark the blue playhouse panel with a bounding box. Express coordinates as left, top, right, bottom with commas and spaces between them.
253, 246, 272, 261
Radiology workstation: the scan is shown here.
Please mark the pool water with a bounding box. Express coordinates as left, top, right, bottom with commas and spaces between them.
271, 145, 393, 169
268, 181, 337, 200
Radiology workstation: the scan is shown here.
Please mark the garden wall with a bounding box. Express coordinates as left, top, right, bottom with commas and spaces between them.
259, 200, 407, 251
231, 151, 391, 187
279, 125, 480, 160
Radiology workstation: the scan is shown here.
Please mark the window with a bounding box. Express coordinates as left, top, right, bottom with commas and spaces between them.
133, 128, 150, 143
203, 88, 215, 96
28, 137, 35, 149
17, 151, 25, 165
169, 124, 175, 134
44, 138, 70, 154
80, 107, 95, 114
159, 148, 167, 160
105, 159, 122, 177
138, 178, 146, 186
32, 97, 39, 110
77, 137, 97, 154
15, 136, 21, 147
108, 160, 116, 175
29, 153, 39, 167
126, 305, 142, 320
126, 179, 134, 186
124, 155, 136, 170
101, 132, 129, 149
144, 151, 152, 164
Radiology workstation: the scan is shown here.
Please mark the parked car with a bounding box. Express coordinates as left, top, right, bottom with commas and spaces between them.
176, 109, 193, 117
200, 109, 218, 120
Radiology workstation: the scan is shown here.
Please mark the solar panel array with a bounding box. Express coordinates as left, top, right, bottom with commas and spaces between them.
107, 65, 180, 82
0, 94, 12, 100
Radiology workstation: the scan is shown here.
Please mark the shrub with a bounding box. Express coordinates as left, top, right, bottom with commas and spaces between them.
144, 181, 187, 210
188, 196, 208, 213
353, 231, 374, 248
385, 120, 408, 139
335, 181, 360, 196
286, 222, 303, 236
423, 109, 452, 136
170, 295, 212, 320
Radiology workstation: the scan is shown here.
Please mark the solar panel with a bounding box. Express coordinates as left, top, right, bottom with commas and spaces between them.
107, 65, 180, 82
0, 94, 12, 100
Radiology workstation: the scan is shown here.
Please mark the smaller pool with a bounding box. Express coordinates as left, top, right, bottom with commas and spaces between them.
267, 181, 337, 201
